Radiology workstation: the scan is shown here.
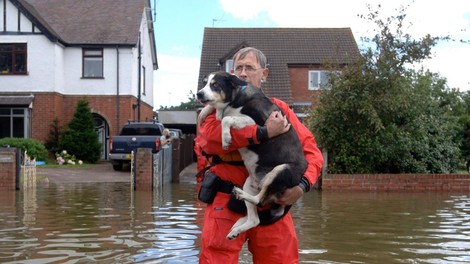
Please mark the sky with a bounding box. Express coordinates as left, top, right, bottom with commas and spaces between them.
152, 0, 470, 108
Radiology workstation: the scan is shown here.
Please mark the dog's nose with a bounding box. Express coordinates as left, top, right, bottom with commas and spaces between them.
196, 91, 204, 100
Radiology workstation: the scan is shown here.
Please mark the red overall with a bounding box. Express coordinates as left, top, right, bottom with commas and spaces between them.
196, 98, 323, 263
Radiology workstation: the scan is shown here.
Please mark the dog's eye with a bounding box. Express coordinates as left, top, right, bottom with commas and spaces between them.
210, 79, 218, 87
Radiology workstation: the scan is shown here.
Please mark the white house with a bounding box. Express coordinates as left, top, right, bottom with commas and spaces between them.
0, 0, 158, 159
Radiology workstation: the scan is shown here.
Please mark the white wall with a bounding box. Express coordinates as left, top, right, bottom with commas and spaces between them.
63, 47, 131, 95
1, 35, 57, 92
0, 0, 155, 108
139, 11, 155, 107
1, 0, 35, 32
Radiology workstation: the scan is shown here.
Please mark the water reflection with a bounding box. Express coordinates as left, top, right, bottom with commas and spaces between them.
294, 192, 470, 263
0, 183, 204, 263
0, 182, 470, 263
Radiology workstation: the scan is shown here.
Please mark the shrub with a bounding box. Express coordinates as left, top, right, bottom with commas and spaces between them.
45, 117, 62, 154
0, 138, 48, 160
59, 99, 101, 163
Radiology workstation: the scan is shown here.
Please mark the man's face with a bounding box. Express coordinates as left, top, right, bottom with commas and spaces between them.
233, 52, 268, 88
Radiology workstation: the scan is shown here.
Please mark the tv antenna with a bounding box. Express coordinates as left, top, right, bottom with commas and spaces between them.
212, 15, 226, 27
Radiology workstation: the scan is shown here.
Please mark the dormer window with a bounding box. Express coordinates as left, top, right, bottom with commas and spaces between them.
225, 59, 233, 73
0, 43, 27, 75
82, 48, 103, 78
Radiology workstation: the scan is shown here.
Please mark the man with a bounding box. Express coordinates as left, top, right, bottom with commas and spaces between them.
196, 47, 323, 263
160, 128, 172, 149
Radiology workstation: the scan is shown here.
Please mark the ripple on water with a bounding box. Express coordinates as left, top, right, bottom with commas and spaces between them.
1, 184, 470, 263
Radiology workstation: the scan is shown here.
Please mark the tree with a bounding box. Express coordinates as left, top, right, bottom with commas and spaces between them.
158, 91, 199, 110
308, 4, 462, 174
44, 117, 62, 154
59, 99, 101, 163
457, 91, 470, 161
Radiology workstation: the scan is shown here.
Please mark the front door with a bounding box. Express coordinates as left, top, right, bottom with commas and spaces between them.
93, 114, 109, 160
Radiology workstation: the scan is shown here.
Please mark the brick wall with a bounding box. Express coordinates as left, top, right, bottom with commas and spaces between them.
134, 148, 153, 191
0, 149, 19, 191
288, 67, 324, 107
32, 93, 64, 142
322, 174, 470, 191
31, 93, 154, 142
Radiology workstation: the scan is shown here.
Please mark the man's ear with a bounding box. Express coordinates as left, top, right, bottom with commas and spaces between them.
228, 74, 247, 86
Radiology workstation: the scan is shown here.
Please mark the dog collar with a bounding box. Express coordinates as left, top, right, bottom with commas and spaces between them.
234, 85, 248, 99
221, 103, 230, 118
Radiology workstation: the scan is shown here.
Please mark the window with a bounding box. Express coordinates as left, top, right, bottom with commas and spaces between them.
82, 48, 103, 78
0, 43, 27, 75
141, 66, 146, 95
225, 59, 233, 73
0, 108, 29, 138
308, 70, 339, 90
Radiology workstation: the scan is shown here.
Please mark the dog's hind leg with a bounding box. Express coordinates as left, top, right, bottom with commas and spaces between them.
227, 201, 259, 240
233, 164, 289, 206
227, 176, 261, 239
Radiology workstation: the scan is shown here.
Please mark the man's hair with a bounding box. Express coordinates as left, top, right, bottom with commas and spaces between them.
232, 47, 268, 69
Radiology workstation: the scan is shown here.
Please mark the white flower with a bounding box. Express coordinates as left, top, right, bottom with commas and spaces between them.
56, 156, 65, 165
78, 160, 83, 165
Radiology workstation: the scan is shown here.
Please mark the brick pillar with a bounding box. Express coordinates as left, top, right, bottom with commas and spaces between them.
134, 148, 153, 191
0, 148, 19, 191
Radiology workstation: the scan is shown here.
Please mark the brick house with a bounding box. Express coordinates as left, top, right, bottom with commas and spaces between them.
0, 0, 157, 159
197, 27, 360, 118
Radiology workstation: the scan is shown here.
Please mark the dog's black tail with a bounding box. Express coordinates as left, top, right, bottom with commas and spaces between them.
227, 194, 292, 225
258, 204, 292, 225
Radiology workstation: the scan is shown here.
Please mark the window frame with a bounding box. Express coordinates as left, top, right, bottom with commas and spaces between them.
225, 59, 233, 73
141, 65, 146, 95
308, 70, 339, 90
82, 48, 104, 78
0, 43, 28, 75
0, 107, 30, 138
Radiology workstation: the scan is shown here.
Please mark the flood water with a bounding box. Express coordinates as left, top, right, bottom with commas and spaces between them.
1, 181, 470, 263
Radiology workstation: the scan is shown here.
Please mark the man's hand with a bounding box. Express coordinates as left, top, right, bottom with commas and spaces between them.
276, 186, 304, 205
265, 111, 290, 138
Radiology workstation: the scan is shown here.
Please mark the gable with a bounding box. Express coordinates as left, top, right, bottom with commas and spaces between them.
0, 0, 57, 41
3, 0, 157, 69
8, 0, 149, 46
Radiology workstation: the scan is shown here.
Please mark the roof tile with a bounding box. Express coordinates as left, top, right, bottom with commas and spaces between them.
198, 27, 360, 103
19, 0, 146, 45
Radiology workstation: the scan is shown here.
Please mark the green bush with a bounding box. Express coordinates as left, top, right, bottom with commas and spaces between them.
45, 117, 62, 154
59, 99, 101, 163
0, 138, 48, 160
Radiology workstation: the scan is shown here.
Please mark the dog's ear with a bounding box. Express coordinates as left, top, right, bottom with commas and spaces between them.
228, 74, 247, 87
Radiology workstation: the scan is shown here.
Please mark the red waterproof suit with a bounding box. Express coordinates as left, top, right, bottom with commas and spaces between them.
196, 98, 323, 264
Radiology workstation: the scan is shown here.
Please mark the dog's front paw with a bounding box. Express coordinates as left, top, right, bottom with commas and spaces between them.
222, 140, 231, 150
222, 132, 232, 150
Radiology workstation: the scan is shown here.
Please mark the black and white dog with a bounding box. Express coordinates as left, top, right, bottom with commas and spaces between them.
197, 71, 307, 240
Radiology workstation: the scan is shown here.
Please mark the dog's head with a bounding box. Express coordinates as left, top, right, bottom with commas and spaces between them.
197, 71, 247, 107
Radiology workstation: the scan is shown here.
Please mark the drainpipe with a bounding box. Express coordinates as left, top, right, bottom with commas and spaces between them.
116, 46, 120, 132
137, 33, 142, 122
